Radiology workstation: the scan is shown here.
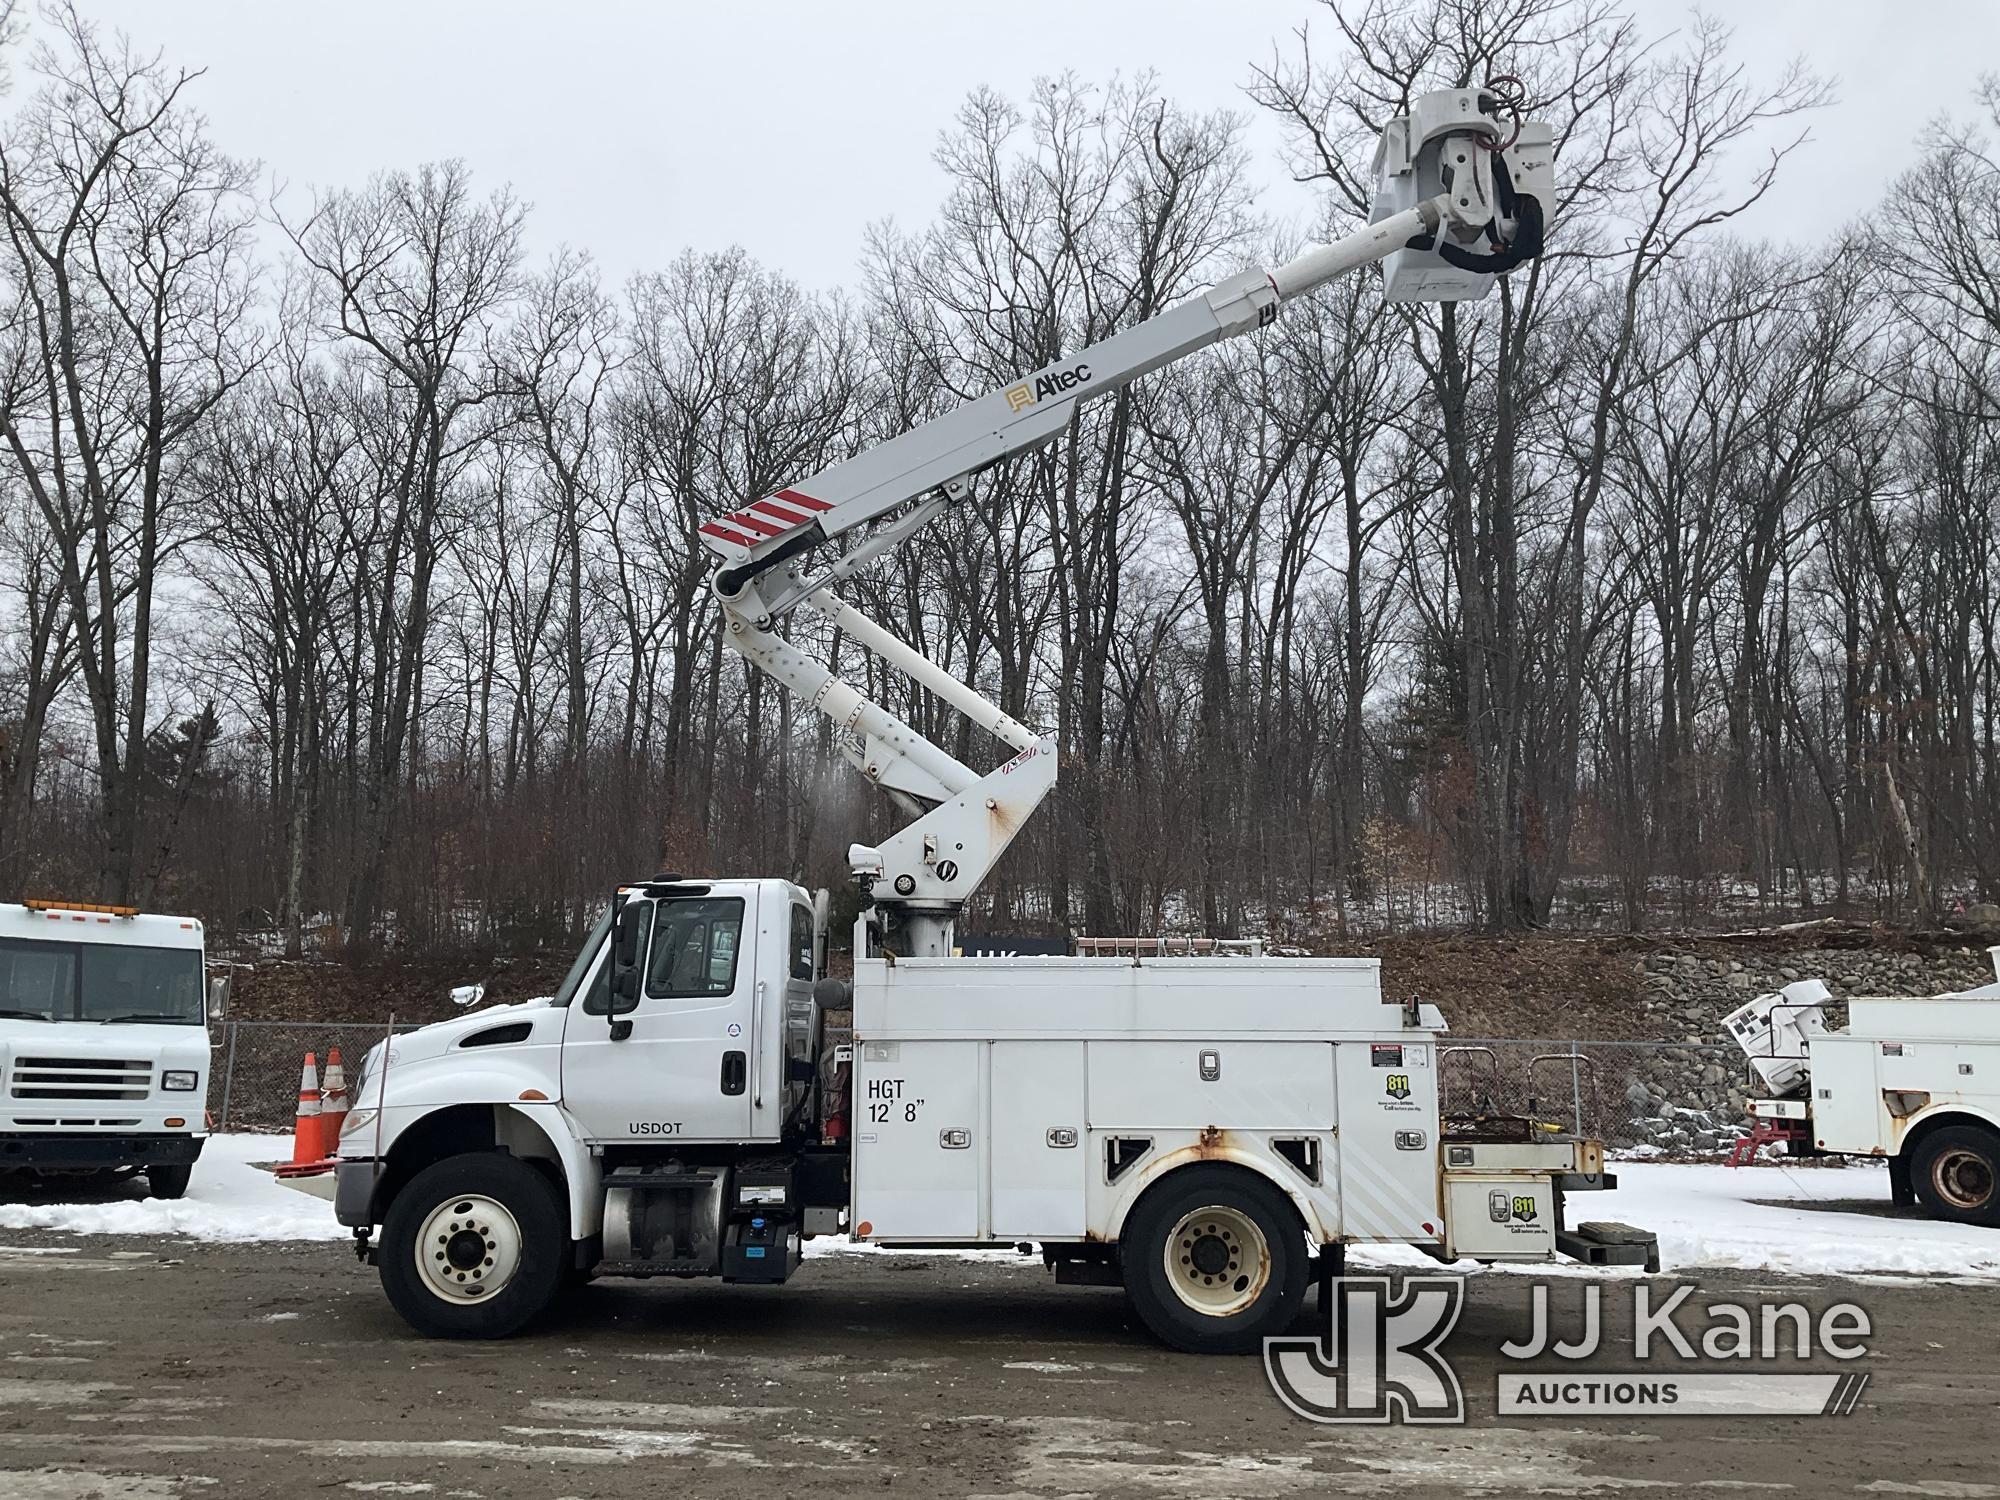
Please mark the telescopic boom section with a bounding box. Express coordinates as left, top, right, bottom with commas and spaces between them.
692, 88, 1549, 956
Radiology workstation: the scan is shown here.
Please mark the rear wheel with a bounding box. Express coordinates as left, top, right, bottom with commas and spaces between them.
1121, 1165, 1308, 1354
1911, 1125, 2000, 1228
145, 1164, 193, 1200
378, 1153, 567, 1338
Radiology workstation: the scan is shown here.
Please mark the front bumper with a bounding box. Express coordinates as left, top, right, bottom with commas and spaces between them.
0, 1132, 205, 1172
334, 1157, 380, 1228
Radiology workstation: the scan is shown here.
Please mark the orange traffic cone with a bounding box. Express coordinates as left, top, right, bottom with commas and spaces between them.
290, 1051, 324, 1165
321, 1048, 349, 1150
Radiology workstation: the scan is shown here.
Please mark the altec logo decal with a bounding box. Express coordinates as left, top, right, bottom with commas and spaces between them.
1004, 362, 1093, 412
699, 487, 833, 551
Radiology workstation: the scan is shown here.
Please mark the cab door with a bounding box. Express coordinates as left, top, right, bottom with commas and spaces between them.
560, 888, 761, 1144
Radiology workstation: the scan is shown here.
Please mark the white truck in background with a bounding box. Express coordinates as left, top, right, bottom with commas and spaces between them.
0, 900, 211, 1198
333, 86, 1653, 1353
1735, 954, 2000, 1227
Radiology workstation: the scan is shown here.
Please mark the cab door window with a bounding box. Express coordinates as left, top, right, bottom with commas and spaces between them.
645, 898, 745, 999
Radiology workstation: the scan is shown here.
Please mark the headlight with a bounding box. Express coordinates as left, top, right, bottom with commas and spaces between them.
340, 1108, 378, 1141
161, 1070, 198, 1091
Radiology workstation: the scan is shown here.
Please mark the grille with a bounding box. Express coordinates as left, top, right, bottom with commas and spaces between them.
8, 1057, 152, 1101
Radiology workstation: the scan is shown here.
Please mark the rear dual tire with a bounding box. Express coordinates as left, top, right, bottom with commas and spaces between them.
1911, 1125, 2000, 1228
378, 1152, 568, 1338
1121, 1165, 1308, 1354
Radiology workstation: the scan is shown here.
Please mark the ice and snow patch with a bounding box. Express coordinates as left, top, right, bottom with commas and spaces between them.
0, 1379, 128, 1407
0, 1136, 343, 1243
0, 1470, 209, 1499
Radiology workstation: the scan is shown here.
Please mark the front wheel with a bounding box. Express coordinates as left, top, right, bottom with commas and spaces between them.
1911, 1125, 2000, 1228
378, 1153, 568, 1338
145, 1164, 193, 1200
1120, 1165, 1308, 1354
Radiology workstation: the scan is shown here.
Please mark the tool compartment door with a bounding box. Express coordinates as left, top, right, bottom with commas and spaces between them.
1334, 1039, 1442, 1242
851, 1040, 980, 1239
989, 1041, 1086, 1238
1085, 1041, 1334, 1129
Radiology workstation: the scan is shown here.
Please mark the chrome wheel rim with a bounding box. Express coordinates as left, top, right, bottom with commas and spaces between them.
415, 1193, 522, 1302
1933, 1149, 1995, 1211
1163, 1204, 1270, 1317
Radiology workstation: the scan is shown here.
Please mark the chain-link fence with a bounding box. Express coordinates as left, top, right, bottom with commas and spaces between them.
210, 1023, 1756, 1155
1445, 1038, 1754, 1152
211, 1021, 419, 1132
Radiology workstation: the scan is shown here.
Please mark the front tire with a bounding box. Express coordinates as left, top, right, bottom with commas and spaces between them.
145, 1164, 193, 1200
378, 1153, 567, 1338
1911, 1125, 2000, 1228
1121, 1165, 1308, 1354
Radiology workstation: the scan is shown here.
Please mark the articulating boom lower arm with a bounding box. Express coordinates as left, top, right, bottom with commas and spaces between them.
694, 88, 1549, 954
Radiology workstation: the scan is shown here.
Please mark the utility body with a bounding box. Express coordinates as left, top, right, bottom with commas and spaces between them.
334, 87, 1644, 1351
1737, 953, 2000, 1227
0, 900, 211, 1197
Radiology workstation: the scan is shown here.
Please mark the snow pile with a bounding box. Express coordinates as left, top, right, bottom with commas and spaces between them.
1589, 1160, 2000, 1280
0, 1134, 345, 1242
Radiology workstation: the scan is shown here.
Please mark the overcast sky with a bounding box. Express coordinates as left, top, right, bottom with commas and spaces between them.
54, 2, 2000, 292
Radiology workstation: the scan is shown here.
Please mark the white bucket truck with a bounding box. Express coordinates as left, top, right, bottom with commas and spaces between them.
334, 87, 1648, 1351
0, 900, 210, 1197
1736, 954, 2000, 1226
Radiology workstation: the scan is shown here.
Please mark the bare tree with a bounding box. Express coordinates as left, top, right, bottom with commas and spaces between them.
284, 159, 522, 944
0, 3, 260, 902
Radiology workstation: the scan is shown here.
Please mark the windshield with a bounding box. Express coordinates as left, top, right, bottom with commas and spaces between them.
0, 938, 203, 1024
553, 907, 614, 1008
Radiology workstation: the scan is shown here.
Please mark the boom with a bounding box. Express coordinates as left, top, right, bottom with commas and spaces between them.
692, 86, 1551, 956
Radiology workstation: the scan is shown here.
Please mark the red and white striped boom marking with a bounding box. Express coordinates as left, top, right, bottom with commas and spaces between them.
699, 488, 832, 553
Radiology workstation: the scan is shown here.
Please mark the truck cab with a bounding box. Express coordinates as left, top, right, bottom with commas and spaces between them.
0, 900, 211, 1198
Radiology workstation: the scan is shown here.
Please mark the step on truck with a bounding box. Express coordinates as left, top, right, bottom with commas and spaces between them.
0, 900, 211, 1198
1734, 952, 2000, 1227
334, 85, 1654, 1351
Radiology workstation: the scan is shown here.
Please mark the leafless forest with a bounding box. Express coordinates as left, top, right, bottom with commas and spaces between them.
0, 0, 1994, 953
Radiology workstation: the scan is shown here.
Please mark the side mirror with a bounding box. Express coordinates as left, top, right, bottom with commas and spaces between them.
205, 972, 231, 1024
607, 900, 649, 1034
616, 903, 646, 967
449, 983, 486, 1008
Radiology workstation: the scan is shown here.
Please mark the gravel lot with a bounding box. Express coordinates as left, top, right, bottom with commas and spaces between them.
0, 1230, 1996, 1498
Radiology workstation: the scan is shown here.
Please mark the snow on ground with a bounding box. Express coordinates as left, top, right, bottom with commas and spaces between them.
3, 1139, 1997, 1284
1584, 1159, 2000, 1281
0, 1134, 345, 1242
1350, 1159, 2000, 1283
